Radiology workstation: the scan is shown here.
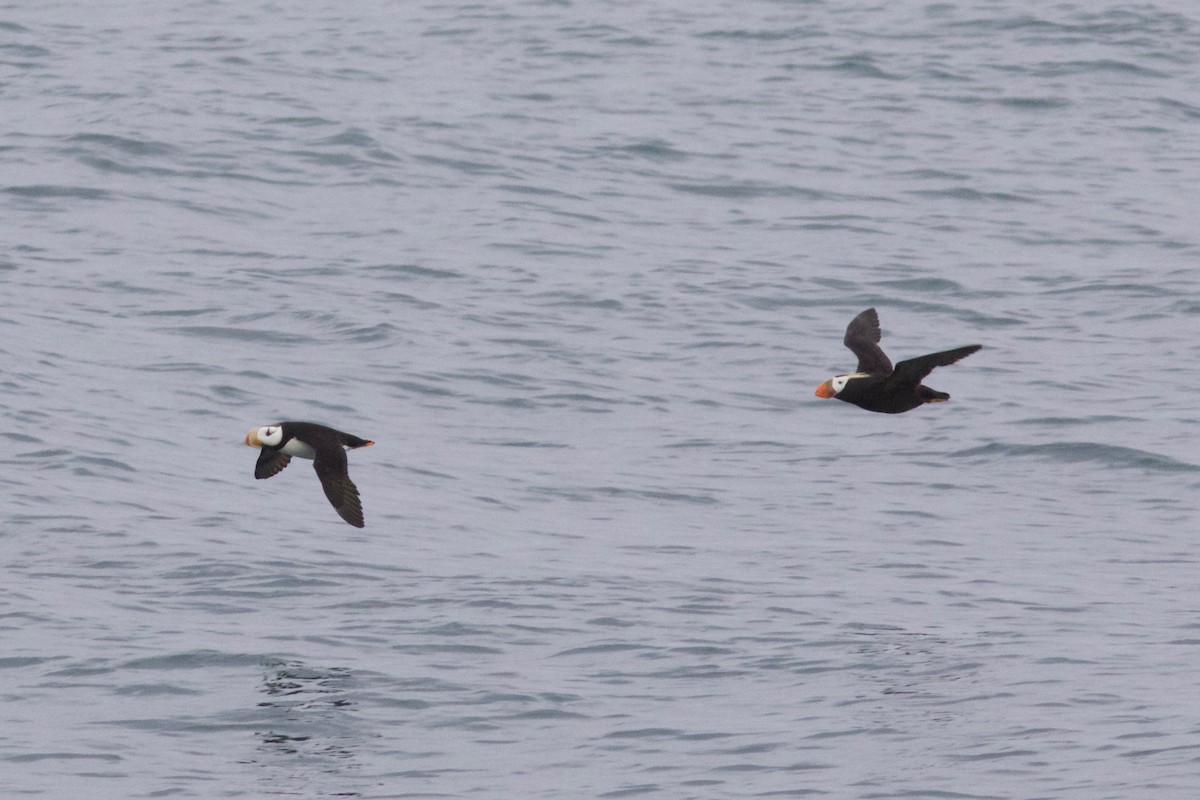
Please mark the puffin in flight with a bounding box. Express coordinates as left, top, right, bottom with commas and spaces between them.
244, 422, 375, 527
815, 308, 981, 414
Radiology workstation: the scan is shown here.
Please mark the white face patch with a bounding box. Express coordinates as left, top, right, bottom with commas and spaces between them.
257, 425, 283, 447
829, 372, 868, 395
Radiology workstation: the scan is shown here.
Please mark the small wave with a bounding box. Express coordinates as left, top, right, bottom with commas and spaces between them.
1033, 59, 1167, 78
75, 456, 136, 472
668, 181, 829, 200
950, 441, 1198, 472
162, 326, 314, 345
365, 262, 464, 279
4, 184, 110, 200
68, 133, 178, 157
907, 187, 1039, 203
602, 139, 689, 162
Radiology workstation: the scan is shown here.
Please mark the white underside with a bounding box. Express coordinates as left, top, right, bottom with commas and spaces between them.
281, 439, 317, 459
279, 439, 354, 460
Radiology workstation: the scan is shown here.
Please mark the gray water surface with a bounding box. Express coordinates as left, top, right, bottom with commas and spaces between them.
3, 1, 1200, 798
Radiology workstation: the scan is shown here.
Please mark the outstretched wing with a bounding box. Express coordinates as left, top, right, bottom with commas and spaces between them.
313, 446, 365, 528
844, 308, 892, 375
891, 345, 982, 387
255, 449, 292, 480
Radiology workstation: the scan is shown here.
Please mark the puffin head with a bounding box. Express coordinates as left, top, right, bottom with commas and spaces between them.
244, 425, 283, 448
814, 374, 855, 399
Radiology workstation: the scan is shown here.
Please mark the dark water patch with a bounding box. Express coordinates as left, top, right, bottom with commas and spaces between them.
884, 509, 942, 521
539, 485, 720, 505
1118, 743, 1200, 759
475, 438, 569, 449
74, 456, 136, 472
283, 147, 389, 170
890, 168, 971, 181
554, 643, 654, 658
698, 26, 820, 42
264, 116, 338, 127
1, 431, 42, 443
496, 182, 584, 200
376, 291, 442, 310
604, 727, 682, 739
533, 291, 623, 310
68, 133, 178, 157
996, 96, 1071, 110
777, 217, 885, 233
0, 41, 49, 59
114, 683, 203, 697
4, 184, 110, 200
6, 752, 122, 763
416, 152, 504, 175
15, 448, 70, 459
950, 441, 1198, 472
1042, 281, 1175, 297
907, 187, 1038, 203
599, 785, 662, 798
1158, 97, 1200, 120
646, 664, 750, 680
162, 325, 315, 344
389, 378, 457, 397
502, 708, 588, 721
134, 306, 222, 317
391, 643, 504, 655
0, 656, 55, 669
336, 322, 396, 343
588, 617, 638, 628
1014, 415, 1139, 426
672, 644, 735, 656
668, 181, 831, 200
134, 361, 221, 374
822, 55, 901, 81
366, 262, 464, 279
872, 277, 966, 294
600, 139, 690, 162
1033, 59, 1167, 78
122, 650, 265, 671
316, 127, 378, 149
488, 336, 560, 349
538, 392, 622, 408
206, 383, 255, 401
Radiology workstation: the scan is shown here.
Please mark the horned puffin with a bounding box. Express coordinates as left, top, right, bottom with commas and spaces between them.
815, 308, 981, 414
244, 422, 375, 527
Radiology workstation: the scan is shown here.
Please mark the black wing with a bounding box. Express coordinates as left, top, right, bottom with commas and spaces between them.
844, 308, 892, 374
255, 449, 292, 480
312, 446, 365, 528
891, 345, 982, 387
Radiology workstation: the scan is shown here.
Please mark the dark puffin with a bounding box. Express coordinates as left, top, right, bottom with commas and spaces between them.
815, 308, 981, 414
244, 422, 375, 527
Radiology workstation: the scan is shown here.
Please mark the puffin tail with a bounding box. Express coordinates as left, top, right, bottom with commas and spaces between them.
918, 386, 950, 404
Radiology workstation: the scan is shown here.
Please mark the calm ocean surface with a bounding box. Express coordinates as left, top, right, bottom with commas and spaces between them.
3, 1, 1199, 797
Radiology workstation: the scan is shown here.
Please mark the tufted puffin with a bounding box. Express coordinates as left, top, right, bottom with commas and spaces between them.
244, 422, 375, 527
815, 308, 980, 414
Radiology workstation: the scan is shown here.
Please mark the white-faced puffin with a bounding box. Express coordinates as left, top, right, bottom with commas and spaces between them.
815, 308, 981, 414
244, 422, 375, 527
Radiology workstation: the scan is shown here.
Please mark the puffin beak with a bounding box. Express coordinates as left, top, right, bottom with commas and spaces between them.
814, 380, 835, 399
244, 428, 261, 447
